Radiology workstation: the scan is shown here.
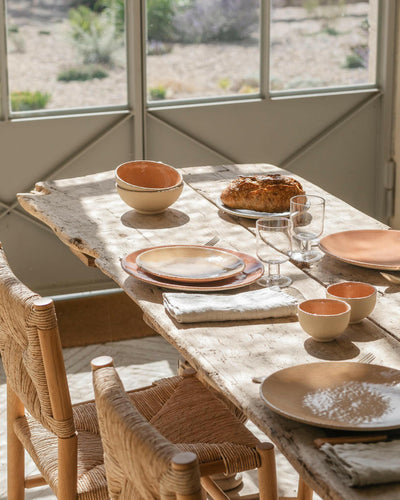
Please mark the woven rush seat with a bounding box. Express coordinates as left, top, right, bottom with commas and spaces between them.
0, 243, 108, 499
13, 404, 106, 498
92, 356, 314, 500
128, 372, 261, 475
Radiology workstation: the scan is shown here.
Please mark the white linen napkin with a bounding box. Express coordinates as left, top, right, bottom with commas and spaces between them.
320, 440, 400, 486
163, 287, 298, 323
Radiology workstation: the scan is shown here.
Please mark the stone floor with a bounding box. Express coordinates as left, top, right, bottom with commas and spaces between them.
0, 335, 319, 499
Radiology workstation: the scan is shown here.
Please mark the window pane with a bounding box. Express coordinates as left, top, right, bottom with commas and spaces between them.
270, 0, 377, 92
6, 0, 127, 112
146, 0, 261, 102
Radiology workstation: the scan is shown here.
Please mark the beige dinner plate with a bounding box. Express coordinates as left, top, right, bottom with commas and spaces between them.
121, 247, 263, 292
216, 198, 289, 220
136, 245, 245, 283
260, 362, 400, 431
319, 229, 400, 270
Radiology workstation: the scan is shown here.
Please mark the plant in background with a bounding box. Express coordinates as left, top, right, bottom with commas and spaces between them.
218, 77, 231, 90
147, 0, 176, 41
11, 91, 51, 111
68, 0, 124, 66
147, 40, 173, 56
344, 51, 365, 69
149, 85, 167, 100
57, 64, 109, 82
172, 0, 258, 43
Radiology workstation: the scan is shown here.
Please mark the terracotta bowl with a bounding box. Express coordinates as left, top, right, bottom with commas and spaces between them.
298, 298, 351, 342
115, 160, 183, 191
326, 281, 376, 324
116, 182, 183, 214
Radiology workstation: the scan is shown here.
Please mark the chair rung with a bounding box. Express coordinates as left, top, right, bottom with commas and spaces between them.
25, 473, 47, 488
201, 477, 230, 500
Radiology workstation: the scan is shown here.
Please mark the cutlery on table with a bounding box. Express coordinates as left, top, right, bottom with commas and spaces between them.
203, 235, 220, 247
380, 271, 400, 284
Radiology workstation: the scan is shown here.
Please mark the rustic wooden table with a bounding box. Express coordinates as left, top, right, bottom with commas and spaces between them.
18, 163, 400, 500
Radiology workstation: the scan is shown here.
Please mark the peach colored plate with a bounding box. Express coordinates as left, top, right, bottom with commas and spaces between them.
319, 230, 400, 270
121, 246, 263, 292
136, 245, 245, 283
260, 362, 400, 431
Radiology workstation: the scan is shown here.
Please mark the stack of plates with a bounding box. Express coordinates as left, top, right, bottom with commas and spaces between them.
121, 245, 263, 291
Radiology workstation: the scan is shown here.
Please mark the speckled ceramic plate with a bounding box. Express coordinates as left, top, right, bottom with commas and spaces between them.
121, 247, 263, 292
260, 362, 400, 431
136, 245, 245, 283
319, 230, 400, 270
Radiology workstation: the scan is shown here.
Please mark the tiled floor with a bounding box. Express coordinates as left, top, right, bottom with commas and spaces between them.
0, 335, 314, 499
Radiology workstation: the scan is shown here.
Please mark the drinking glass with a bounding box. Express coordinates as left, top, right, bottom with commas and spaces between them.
290, 195, 325, 263
256, 216, 292, 288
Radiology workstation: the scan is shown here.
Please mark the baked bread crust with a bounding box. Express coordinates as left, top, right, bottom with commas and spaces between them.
220, 174, 305, 213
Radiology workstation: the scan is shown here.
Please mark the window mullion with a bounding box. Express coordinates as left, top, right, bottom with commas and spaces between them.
0, 0, 9, 121
260, 0, 270, 100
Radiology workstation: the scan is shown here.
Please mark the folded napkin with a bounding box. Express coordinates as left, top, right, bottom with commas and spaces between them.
320, 440, 400, 486
163, 287, 298, 323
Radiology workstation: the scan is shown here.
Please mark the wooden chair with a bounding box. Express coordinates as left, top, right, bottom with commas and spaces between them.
92, 356, 314, 500
0, 243, 108, 499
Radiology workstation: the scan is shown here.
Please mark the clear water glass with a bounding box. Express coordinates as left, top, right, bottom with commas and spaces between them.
290, 195, 325, 263
256, 216, 292, 288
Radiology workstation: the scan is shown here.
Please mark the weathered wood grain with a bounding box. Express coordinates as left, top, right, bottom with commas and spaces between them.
17, 164, 400, 500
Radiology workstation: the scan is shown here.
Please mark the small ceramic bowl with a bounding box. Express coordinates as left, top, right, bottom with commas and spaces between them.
298, 298, 351, 342
115, 160, 183, 191
116, 182, 183, 214
326, 281, 377, 324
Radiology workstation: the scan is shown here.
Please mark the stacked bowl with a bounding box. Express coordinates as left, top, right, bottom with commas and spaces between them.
115, 160, 183, 214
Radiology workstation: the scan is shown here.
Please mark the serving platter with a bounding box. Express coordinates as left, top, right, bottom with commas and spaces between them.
319, 229, 400, 270
122, 246, 263, 292
260, 362, 400, 431
136, 245, 245, 283
216, 198, 289, 220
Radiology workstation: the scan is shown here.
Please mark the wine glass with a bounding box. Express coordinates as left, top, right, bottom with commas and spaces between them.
290, 195, 325, 263
256, 216, 292, 288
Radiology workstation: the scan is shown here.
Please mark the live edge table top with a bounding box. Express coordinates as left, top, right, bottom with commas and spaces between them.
18, 163, 400, 500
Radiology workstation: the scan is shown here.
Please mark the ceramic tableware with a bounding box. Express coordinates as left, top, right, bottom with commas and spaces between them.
326, 281, 376, 323
116, 182, 183, 214
115, 160, 183, 191
260, 362, 400, 431
319, 229, 400, 270
297, 298, 351, 342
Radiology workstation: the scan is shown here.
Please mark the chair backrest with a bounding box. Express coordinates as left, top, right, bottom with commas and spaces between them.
0, 243, 75, 438
92, 356, 203, 500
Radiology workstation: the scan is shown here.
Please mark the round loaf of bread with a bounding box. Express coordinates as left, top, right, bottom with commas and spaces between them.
220, 174, 305, 213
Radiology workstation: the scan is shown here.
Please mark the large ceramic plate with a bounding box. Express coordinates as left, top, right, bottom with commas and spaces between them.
260, 362, 400, 431
121, 247, 263, 292
136, 245, 245, 283
216, 199, 289, 220
319, 229, 400, 270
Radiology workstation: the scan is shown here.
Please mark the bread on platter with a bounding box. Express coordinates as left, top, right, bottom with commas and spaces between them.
220, 174, 305, 213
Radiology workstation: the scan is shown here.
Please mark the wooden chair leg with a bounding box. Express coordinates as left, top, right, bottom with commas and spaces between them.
57, 434, 78, 500
7, 385, 25, 500
297, 477, 313, 500
257, 443, 278, 500
172, 452, 203, 500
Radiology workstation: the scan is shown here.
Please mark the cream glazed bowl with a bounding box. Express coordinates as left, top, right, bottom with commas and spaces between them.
298, 298, 351, 342
116, 182, 183, 214
326, 281, 377, 324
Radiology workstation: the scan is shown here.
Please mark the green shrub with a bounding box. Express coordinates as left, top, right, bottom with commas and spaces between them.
39, 30, 51, 35
344, 53, 364, 69
11, 91, 51, 111
57, 65, 109, 82
68, 2, 123, 65
149, 85, 167, 100
147, 0, 176, 41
